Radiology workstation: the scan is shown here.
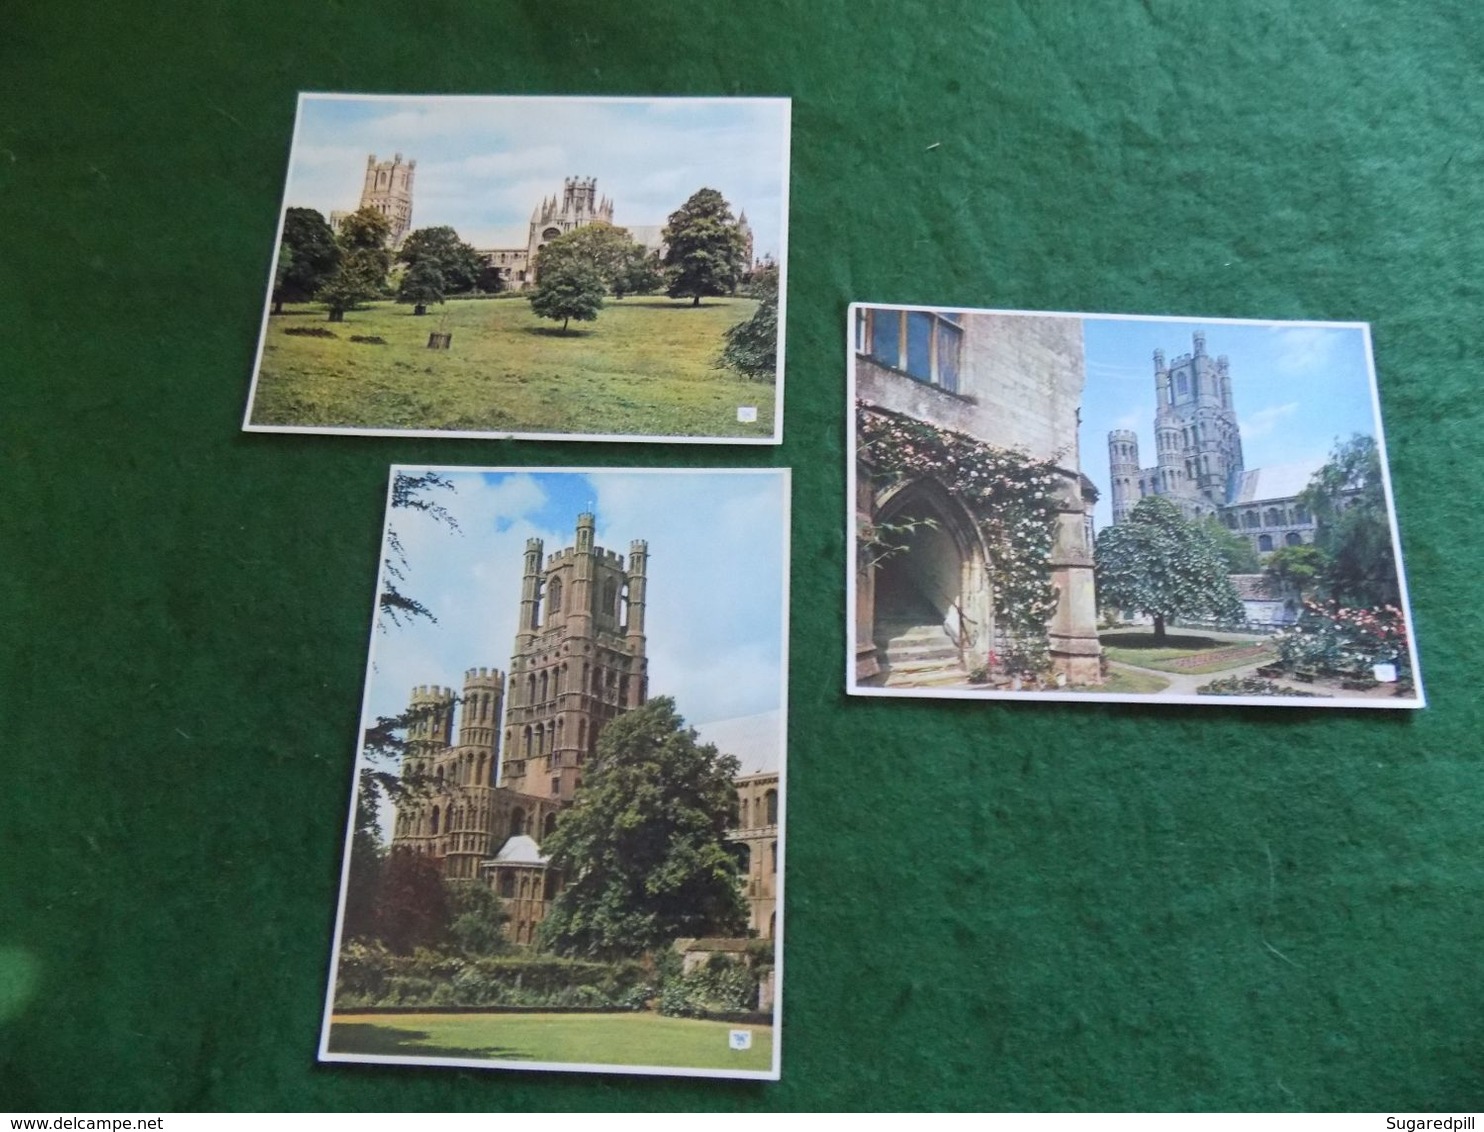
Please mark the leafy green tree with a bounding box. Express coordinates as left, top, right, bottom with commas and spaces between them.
1263, 543, 1328, 598
718, 263, 778, 381
446, 880, 510, 956
538, 697, 748, 959
1298, 434, 1399, 607
613, 246, 665, 299
528, 259, 605, 332
317, 208, 392, 322
372, 850, 450, 954
397, 259, 446, 315
662, 188, 747, 306
1198, 516, 1261, 574
535, 222, 641, 290
397, 226, 483, 294
1095, 496, 1245, 641
273, 207, 340, 313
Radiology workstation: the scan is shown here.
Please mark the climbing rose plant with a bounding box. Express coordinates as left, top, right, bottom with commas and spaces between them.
857, 402, 1062, 672
1275, 600, 1410, 678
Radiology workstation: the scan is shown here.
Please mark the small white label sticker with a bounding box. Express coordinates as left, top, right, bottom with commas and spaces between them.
729, 1029, 753, 1051
1373, 663, 1398, 683
737, 406, 758, 423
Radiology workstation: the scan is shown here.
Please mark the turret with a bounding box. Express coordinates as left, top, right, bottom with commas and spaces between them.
1107, 429, 1140, 524
518, 538, 544, 646
404, 684, 455, 777
626, 539, 648, 647
459, 667, 504, 754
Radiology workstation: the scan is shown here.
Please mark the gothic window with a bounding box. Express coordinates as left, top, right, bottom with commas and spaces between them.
1264, 507, 1282, 527
1294, 505, 1311, 524
603, 578, 618, 616
543, 813, 558, 838
1177, 373, 1189, 398
1258, 534, 1274, 552
551, 776, 561, 796
737, 843, 751, 874
577, 718, 587, 750
765, 789, 778, 825
1243, 511, 1259, 529
548, 576, 563, 613
770, 841, 778, 873
539, 670, 549, 703
861, 307, 963, 393
1285, 531, 1302, 547
500, 872, 515, 898
431, 806, 440, 835
526, 673, 536, 704
739, 798, 749, 827
1224, 512, 1238, 530
477, 754, 486, 785
523, 726, 533, 758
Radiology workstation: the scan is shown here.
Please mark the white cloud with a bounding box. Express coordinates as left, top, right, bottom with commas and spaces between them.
1241, 401, 1300, 441
1272, 327, 1340, 376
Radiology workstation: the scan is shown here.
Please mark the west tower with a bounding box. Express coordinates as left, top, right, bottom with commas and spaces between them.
358, 152, 416, 246
501, 513, 649, 804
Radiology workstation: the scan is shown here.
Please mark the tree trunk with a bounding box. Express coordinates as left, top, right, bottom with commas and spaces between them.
1153, 613, 1166, 642
328, 308, 344, 323
562, 317, 570, 332
692, 294, 701, 307
272, 299, 284, 315
414, 304, 427, 316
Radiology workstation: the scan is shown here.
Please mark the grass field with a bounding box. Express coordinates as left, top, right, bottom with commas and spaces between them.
1066, 667, 1172, 694
248, 296, 774, 439
1100, 631, 1276, 675
327, 1010, 774, 1073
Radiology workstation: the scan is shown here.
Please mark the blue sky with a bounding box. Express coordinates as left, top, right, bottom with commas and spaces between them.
1078, 317, 1381, 531
356, 468, 788, 813
284, 94, 789, 258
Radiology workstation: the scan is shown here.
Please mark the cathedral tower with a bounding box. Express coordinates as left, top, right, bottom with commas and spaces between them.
1111, 332, 1247, 527
1108, 429, 1140, 524
357, 153, 416, 246
501, 514, 649, 804
389, 684, 454, 854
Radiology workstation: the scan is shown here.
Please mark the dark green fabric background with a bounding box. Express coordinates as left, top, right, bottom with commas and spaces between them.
2, 0, 1481, 1112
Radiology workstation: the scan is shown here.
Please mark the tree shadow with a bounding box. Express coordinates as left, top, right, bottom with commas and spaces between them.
522, 326, 596, 338
327, 1022, 531, 1061
615, 299, 720, 309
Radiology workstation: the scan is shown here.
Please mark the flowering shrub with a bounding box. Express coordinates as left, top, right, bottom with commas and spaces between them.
1275, 601, 1409, 677
1196, 675, 1318, 697
858, 402, 1062, 673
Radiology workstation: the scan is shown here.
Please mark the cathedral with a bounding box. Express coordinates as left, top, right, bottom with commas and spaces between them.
477, 175, 753, 292
1106, 331, 1318, 556
328, 157, 757, 291
387, 513, 777, 946
329, 153, 416, 247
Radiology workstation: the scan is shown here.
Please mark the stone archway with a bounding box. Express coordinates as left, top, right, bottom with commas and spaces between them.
861, 477, 993, 684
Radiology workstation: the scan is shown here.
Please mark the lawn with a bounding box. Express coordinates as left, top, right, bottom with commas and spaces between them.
248, 295, 774, 439
1066, 667, 1172, 694
1099, 631, 1276, 675
326, 1010, 774, 1073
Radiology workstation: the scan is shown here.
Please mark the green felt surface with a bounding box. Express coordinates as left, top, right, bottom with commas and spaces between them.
2, 0, 1482, 1113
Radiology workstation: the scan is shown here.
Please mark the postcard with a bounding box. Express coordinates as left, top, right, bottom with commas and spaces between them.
244, 94, 791, 444
847, 304, 1424, 708
320, 467, 789, 1079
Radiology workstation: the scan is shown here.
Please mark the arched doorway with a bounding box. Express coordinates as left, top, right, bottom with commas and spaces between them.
866, 478, 992, 680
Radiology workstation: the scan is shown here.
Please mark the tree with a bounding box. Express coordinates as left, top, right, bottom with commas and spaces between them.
273, 208, 340, 313
1263, 543, 1328, 598
1298, 434, 1399, 608
446, 880, 510, 956
1094, 496, 1245, 641
661, 188, 747, 306
538, 697, 748, 959
1199, 516, 1261, 574
613, 246, 665, 299
317, 208, 392, 322
528, 259, 605, 332
718, 263, 778, 381
535, 222, 641, 291
372, 850, 450, 954
397, 226, 483, 295
397, 259, 446, 316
